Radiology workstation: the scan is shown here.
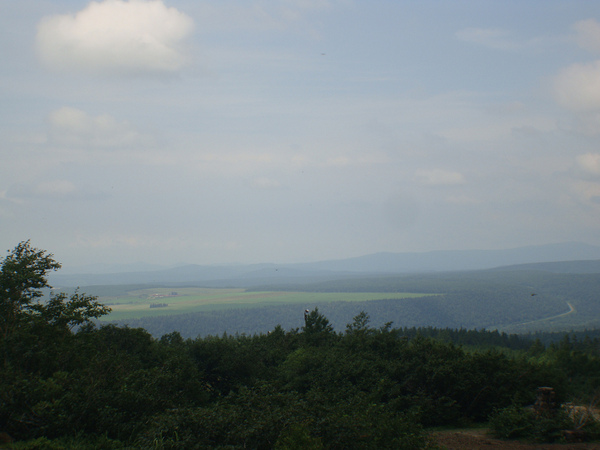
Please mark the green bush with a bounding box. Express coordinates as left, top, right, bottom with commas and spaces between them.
489, 404, 572, 443
489, 405, 535, 440
274, 423, 324, 449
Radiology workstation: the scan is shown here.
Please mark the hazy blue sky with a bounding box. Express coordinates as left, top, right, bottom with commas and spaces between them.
2, 0, 600, 267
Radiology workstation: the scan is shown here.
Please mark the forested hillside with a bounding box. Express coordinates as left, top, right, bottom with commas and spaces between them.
3, 242, 600, 448
110, 269, 600, 338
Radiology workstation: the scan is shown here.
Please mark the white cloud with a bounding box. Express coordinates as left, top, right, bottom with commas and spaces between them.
48, 106, 147, 147
34, 180, 78, 197
415, 169, 465, 186
455, 27, 517, 50
36, 0, 194, 76
574, 19, 600, 53
552, 20, 600, 132
571, 180, 600, 204
577, 153, 600, 175
554, 60, 600, 111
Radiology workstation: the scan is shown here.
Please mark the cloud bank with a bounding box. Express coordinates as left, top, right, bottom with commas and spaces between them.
554, 19, 600, 112
416, 169, 466, 186
577, 153, 600, 176
574, 19, 600, 53
455, 28, 517, 50
48, 107, 147, 147
554, 61, 600, 111
36, 0, 194, 76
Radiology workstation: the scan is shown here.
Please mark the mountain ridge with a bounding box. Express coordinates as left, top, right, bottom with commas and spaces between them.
49, 242, 600, 287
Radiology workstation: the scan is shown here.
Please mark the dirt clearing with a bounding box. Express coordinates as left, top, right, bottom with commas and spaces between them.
433, 428, 600, 449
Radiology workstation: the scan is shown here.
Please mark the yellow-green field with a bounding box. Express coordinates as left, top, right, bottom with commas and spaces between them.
99, 287, 435, 321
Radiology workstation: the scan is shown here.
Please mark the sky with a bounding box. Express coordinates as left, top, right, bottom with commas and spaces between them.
2, 0, 600, 268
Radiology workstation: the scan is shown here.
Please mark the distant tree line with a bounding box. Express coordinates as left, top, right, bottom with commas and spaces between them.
112, 288, 569, 340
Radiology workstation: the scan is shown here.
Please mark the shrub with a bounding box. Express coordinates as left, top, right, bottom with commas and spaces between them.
489, 405, 535, 440
489, 404, 572, 443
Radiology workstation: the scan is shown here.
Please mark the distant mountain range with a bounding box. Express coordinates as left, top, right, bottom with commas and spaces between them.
49, 242, 600, 288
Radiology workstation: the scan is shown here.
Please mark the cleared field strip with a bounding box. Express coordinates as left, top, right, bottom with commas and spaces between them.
99, 287, 435, 321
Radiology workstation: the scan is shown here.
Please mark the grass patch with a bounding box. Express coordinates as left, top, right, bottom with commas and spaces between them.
98, 288, 436, 321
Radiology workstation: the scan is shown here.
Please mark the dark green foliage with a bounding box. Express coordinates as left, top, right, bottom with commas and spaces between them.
489, 405, 573, 443
0, 241, 61, 339
301, 307, 338, 347
0, 241, 109, 343
4, 243, 600, 447
274, 423, 324, 449
136, 385, 310, 449
524, 334, 600, 401
489, 405, 537, 440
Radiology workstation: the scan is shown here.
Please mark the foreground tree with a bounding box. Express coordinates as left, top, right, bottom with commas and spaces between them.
302, 307, 337, 347
0, 240, 110, 341
0, 242, 114, 440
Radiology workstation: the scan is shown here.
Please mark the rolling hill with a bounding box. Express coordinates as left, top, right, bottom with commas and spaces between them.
50, 242, 600, 288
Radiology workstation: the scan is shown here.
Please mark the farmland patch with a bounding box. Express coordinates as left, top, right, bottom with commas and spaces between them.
99, 287, 436, 321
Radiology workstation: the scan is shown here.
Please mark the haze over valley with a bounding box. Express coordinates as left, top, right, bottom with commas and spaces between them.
4, 1, 600, 270
42, 242, 600, 339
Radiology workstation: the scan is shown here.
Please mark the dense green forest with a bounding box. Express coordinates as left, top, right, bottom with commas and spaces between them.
249, 269, 600, 333
91, 265, 600, 338
2, 242, 600, 448
43, 251, 597, 346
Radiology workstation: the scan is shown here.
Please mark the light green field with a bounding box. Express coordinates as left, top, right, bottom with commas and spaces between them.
99, 287, 434, 321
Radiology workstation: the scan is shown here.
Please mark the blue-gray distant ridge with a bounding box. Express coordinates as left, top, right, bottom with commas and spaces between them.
50, 242, 600, 287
